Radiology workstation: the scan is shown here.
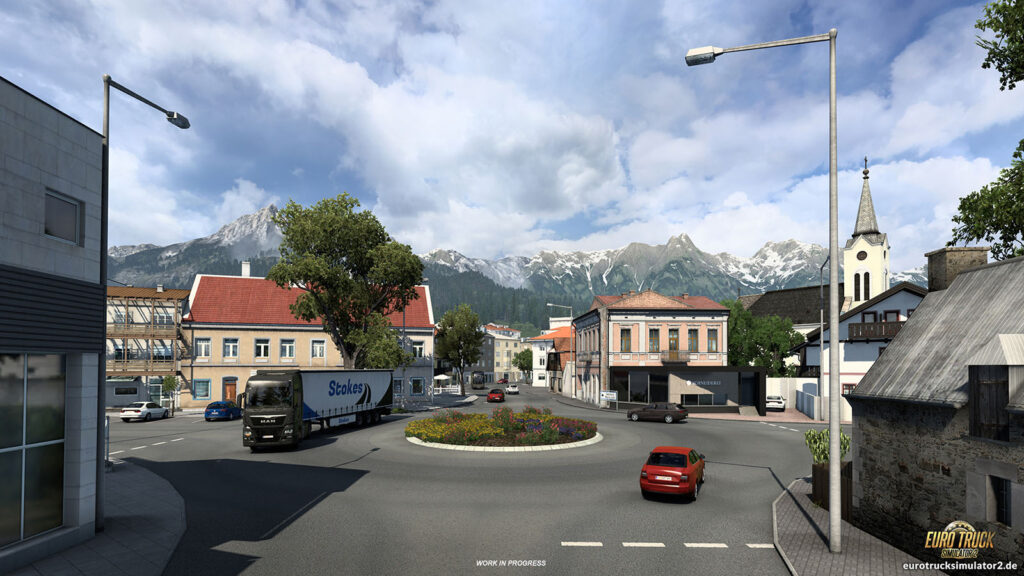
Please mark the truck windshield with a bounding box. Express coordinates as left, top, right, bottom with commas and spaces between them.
247, 382, 292, 407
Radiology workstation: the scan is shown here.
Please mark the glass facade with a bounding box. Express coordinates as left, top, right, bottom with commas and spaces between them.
0, 353, 66, 549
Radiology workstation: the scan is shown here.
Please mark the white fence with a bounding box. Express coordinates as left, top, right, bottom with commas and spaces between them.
767, 377, 852, 421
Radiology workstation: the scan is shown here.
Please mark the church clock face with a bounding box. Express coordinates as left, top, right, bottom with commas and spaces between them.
857, 251, 867, 261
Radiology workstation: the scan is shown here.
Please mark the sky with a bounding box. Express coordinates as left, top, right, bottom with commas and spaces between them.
2, 0, 1021, 274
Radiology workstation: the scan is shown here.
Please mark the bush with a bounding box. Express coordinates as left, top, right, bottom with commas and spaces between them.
804, 428, 850, 464
405, 408, 597, 446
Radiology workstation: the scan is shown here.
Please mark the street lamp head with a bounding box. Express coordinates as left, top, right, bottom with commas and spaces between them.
685, 46, 723, 66
166, 111, 190, 129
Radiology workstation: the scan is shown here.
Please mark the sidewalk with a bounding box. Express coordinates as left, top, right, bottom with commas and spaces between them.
11, 459, 185, 576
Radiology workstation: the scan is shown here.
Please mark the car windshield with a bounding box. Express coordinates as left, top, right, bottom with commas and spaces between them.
490, 389, 502, 394
647, 452, 687, 467
247, 383, 293, 407
128, 402, 146, 408
207, 402, 225, 408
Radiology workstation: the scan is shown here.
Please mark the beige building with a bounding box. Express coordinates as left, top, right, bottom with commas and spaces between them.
483, 324, 525, 382
180, 272, 434, 409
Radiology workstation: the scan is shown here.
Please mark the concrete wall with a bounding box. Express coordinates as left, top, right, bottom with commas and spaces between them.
852, 399, 1024, 566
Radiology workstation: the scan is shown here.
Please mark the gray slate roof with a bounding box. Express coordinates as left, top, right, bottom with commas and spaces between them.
745, 283, 846, 325
848, 256, 1024, 407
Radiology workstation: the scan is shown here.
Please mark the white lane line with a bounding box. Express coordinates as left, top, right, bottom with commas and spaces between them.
767, 423, 778, 427
622, 542, 665, 548
153, 442, 167, 446
683, 543, 728, 548
561, 542, 603, 547
109, 450, 124, 455
130, 446, 146, 450
171, 438, 184, 442
746, 543, 775, 549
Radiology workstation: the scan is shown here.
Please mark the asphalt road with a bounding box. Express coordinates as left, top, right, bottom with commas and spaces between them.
109, 386, 836, 576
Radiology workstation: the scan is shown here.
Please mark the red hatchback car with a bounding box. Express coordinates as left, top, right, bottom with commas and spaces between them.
486, 389, 505, 402
640, 446, 706, 501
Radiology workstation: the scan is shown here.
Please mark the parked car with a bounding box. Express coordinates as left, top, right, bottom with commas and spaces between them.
120, 401, 168, 422
627, 402, 688, 423
497, 378, 509, 385
766, 395, 787, 411
205, 400, 242, 421
505, 383, 519, 395
640, 446, 706, 501
487, 389, 505, 402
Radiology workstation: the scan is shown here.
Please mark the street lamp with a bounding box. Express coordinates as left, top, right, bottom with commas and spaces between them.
98, 74, 189, 532
686, 29, 842, 553
546, 303, 574, 399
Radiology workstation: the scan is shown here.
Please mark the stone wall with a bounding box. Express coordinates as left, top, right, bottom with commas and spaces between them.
852, 399, 1024, 570
924, 246, 988, 292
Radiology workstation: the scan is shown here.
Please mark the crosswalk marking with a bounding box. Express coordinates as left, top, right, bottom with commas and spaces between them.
561, 542, 603, 547
622, 542, 665, 547
746, 543, 775, 549
683, 543, 728, 548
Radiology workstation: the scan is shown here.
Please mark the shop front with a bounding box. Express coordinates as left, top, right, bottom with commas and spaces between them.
608, 366, 766, 415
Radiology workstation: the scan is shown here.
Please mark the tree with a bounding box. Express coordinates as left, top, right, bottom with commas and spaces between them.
435, 304, 486, 395
948, 151, 1024, 260
512, 348, 533, 377
977, 0, 1024, 91
267, 194, 424, 369
721, 299, 805, 377
161, 375, 179, 414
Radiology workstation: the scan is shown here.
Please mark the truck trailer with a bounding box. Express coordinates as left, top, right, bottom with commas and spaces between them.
240, 369, 393, 450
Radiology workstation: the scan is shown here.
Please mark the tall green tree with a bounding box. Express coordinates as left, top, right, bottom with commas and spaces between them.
977, 0, 1024, 91
267, 194, 424, 369
950, 1, 1024, 259
435, 304, 486, 394
512, 348, 533, 376
721, 299, 805, 377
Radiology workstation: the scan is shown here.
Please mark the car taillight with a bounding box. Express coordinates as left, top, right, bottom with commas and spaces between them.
641, 471, 647, 478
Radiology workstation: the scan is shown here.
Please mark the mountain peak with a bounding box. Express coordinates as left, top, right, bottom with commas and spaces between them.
208, 204, 281, 250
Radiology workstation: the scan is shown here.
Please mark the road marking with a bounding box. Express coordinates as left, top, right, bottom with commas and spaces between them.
153, 442, 166, 446
683, 543, 728, 548
786, 427, 800, 432
561, 542, 603, 547
622, 542, 665, 548
768, 423, 778, 427
171, 438, 184, 442
110, 450, 123, 455
130, 446, 146, 450
746, 543, 775, 549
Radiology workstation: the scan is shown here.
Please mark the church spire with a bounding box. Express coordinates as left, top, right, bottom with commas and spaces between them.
853, 156, 879, 237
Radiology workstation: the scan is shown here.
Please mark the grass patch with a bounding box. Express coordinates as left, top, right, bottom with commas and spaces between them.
405, 406, 597, 446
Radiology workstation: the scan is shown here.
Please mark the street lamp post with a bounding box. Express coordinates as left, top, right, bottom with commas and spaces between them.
545, 303, 574, 398
686, 29, 842, 553
98, 75, 189, 532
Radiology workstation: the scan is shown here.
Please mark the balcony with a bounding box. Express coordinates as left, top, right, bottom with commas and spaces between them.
847, 321, 905, 341
106, 358, 177, 374
659, 350, 691, 363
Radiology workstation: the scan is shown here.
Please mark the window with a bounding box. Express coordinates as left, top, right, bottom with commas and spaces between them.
393, 379, 403, 395
195, 338, 211, 358
311, 339, 325, 359
44, 191, 81, 244
883, 310, 899, 322
280, 339, 295, 359
708, 328, 718, 353
192, 379, 211, 400
539, 357, 545, 366
255, 339, 270, 359
862, 311, 877, 323
620, 328, 631, 353
842, 383, 856, 395
992, 476, 1012, 526
152, 341, 172, 361
410, 377, 425, 395
688, 329, 699, 352
155, 311, 173, 325
648, 328, 659, 352
412, 341, 424, 358
223, 338, 239, 359
669, 329, 679, 351
854, 273, 861, 301
864, 272, 871, 300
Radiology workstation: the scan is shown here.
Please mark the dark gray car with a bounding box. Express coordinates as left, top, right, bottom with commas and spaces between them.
627, 402, 688, 423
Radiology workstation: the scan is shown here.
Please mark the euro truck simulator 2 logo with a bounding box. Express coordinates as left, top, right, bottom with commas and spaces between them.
924, 521, 995, 559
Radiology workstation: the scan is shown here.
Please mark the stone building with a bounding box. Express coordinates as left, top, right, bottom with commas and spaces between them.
847, 252, 1024, 567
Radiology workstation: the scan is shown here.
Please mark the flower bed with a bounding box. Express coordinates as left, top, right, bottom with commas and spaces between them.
405, 405, 598, 446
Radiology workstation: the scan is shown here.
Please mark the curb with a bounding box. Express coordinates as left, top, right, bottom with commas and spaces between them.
772, 478, 802, 576
406, 432, 604, 452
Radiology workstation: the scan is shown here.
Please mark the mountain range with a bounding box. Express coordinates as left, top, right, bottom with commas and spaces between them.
108, 205, 927, 327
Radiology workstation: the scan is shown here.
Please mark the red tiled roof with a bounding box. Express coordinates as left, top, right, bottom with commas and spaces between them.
529, 325, 574, 341
186, 276, 433, 328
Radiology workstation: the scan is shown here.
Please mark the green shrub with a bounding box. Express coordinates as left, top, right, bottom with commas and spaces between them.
804, 428, 850, 464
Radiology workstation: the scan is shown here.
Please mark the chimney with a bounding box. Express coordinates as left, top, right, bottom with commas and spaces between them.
156, 284, 164, 293
241, 261, 251, 277
924, 247, 988, 292
681, 293, 689, 299
629, 290, 636, 296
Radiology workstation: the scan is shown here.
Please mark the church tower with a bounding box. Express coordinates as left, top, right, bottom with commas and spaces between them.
843, 158, 890, 306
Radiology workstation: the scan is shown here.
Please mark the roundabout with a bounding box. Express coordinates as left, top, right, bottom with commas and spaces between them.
405, 431, 604, 452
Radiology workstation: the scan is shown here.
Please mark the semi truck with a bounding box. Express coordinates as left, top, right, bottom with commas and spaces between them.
240, 369, 393, 450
